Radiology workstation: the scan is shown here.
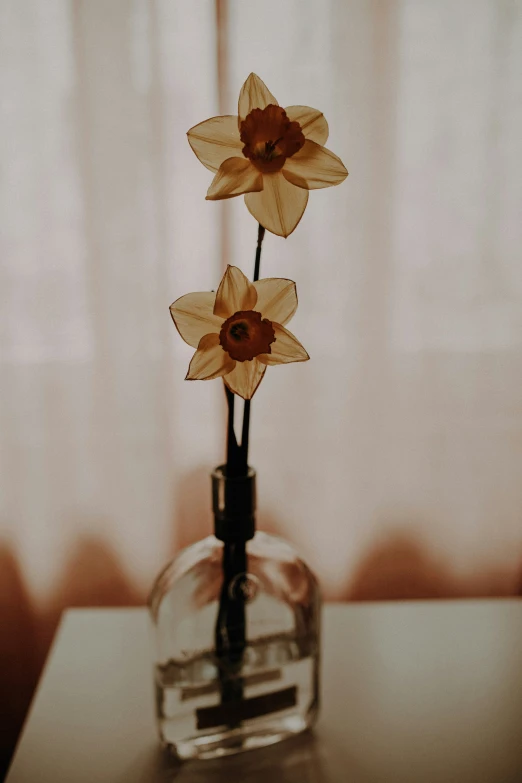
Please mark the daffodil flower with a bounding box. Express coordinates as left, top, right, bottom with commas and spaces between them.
170, 265, 309, 400
187, 73, 348, 238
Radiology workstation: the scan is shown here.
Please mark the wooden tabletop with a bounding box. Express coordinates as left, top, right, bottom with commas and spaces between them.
6, 601, 522, 782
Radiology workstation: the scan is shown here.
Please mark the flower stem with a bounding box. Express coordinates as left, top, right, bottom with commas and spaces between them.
239, 223, 265, 471
253, 223, 265, 284
216, 224, 265, 723
214, 540, 247, 721
225, 385, 240, 476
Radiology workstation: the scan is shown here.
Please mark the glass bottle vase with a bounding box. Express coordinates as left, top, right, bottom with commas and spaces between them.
148, 466, 321, 761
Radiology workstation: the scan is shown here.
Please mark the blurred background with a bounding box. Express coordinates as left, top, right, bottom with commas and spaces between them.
1, 0, 522, 774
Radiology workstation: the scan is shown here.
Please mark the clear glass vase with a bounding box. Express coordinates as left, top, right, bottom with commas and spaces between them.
148, 466, 321, 761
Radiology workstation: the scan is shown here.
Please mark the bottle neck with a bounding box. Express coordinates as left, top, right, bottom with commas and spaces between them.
212, 465, 256, 543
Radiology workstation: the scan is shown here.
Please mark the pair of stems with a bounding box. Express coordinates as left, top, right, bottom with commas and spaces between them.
225, 223, 265, 478
214, 223, 265, 719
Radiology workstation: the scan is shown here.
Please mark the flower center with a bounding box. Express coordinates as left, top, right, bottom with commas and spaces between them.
240, 105, 305, 174
219, 310, 276, 362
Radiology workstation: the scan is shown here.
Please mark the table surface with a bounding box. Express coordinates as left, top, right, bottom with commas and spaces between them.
6, 601, 522, 783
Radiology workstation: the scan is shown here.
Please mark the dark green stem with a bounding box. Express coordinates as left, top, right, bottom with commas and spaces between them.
240, 224, 265, 470
253, 223, 265, 285
216, 224, 266, 723
214, 542, 247, 721
225, 386, 240, 476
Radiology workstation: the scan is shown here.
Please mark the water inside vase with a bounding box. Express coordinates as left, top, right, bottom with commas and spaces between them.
155, 630, 318, 760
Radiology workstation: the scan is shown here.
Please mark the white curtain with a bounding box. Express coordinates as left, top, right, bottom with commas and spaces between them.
2, 0, 522, 622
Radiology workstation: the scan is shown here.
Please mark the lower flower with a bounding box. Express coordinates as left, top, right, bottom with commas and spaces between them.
170, 265, 309, 400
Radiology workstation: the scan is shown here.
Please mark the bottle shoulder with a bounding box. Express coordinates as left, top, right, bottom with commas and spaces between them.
148, 536, 221, 618
149, 531, 319, 619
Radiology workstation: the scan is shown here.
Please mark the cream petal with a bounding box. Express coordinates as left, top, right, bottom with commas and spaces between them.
223, 358, 266, 400
187, 115, 243, 173
214, 265, 258, 319
170, 291, 222, 348
238, 73, 278, 124
206, 157, 263, 201
284, 105, 329, 145
252, 278, 298, 326
186, 333, 235, 380
257, 323, 309, 365
283, 140, 348, 190
244, 173, 309, 238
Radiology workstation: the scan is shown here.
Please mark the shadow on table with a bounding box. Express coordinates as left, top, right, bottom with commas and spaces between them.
145, 732, 365, 783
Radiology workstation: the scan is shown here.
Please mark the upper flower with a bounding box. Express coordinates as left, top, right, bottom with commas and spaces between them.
170, 265, 309, 400
187, 73, 348, 238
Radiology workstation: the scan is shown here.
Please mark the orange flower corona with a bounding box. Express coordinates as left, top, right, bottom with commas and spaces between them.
240, 105, 305, 174
219, 310, 276, 362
